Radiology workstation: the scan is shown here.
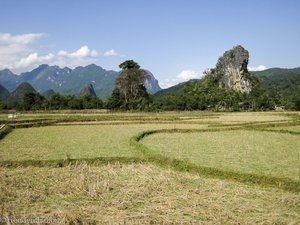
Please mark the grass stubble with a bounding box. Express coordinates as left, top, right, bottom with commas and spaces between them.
0, 163, 299, 224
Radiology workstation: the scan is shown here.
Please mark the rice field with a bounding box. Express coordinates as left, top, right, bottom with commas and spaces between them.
141, 130, 300, 181
0, 111, 299, 224
0, 124, 207, 161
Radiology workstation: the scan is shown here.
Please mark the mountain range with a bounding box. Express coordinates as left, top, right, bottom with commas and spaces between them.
1, 62, 299, 106
0, 64, 161, 98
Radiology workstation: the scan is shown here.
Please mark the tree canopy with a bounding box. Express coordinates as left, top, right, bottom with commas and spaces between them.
108, 60, 150, 110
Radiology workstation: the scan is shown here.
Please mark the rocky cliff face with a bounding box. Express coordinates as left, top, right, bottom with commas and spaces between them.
79, 83, 97, 97
143, 70, 162, 94
215, 45, 252, 93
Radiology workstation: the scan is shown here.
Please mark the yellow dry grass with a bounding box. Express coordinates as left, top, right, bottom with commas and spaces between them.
0, 163, 299, 224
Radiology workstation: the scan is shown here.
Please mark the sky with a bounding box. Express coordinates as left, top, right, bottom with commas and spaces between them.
0, 0, 299, 88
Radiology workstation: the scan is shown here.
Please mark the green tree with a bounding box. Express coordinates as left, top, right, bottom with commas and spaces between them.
23, 92, 45, 110
49, 93, 64, 109
116, 60, 149, 103
81, 94, 103, 109
110, 60, 150, 110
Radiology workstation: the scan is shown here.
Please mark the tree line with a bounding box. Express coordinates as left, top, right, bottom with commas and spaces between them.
1, 60, 299, 111
0, 93, 103, 110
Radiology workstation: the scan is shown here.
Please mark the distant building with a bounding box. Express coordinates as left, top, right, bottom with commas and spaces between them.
274, 105, 285, 112
8, 114, 17, 118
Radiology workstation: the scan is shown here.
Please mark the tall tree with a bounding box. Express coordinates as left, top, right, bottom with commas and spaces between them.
110, 60, 150, 109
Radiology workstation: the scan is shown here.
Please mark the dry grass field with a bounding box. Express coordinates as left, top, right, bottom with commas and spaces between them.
0, 111, 299, 224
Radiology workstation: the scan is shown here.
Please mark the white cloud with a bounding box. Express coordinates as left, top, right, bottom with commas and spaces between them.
54, 46, 99, 69
0, 33, 46, 73
0, 33, 125, 73
248, 65, 267, 71
13, 53, 54, 70
0, 33, 44, 45
0, 33, 101, 73
177, 70, 199, 81
159, 78, 179, 89
3, 45, 99, 73
58, 46, 98, 58
103, 49, 122, 57
159, 70, 202, 89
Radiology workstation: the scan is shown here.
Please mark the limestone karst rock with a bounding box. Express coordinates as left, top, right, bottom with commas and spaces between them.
79, 83, 97, 97
215, 45, 252, 93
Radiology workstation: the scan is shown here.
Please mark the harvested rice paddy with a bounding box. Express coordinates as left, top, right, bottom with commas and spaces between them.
0, 111, 299, 224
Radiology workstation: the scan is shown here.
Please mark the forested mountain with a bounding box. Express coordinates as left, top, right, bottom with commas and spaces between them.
8, 82, 37, 102
0, 69, 20, 91
0, 64, 161, 97
155, 79, 200, 97
41, 89, 55, 100
251, 68, 300, 107
0, 84, 9, 101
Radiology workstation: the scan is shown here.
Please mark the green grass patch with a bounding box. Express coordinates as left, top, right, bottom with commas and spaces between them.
266, 125, 300, 133
0, 124, 207, 161
141, 130, 300, 182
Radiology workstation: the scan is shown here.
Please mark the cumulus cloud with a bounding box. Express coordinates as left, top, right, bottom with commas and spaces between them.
248, 65, 267, 71
0, 33, 46, 72
0, 33, 102, 73
4, 45, 99, 73
13, 53, 55, 69
58, 46, 98, 58
53, 46, 99, 69
0, 33, 44, 45
159, 70, 202, 89
103, 49, 122, 57
177, 70, 199, 80
159, 78, 179, 89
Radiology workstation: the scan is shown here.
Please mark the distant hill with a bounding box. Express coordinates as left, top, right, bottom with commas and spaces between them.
251, 67, 300, 101
61, 64, 116, 97
0, 69, 20, 91
0, 64, 162, 97
0, 84, 10, 101
155, 79, 200, 97
8, 82, 37, 102
41, 89, 55, 100
20, 64, 50, 81
79, 83, 97, 97
251, 67, 300, 78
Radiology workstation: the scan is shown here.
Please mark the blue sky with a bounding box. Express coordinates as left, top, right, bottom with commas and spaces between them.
0, 0, 299, 88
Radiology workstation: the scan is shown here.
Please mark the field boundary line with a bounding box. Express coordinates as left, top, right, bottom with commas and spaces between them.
130, 128, 300, 192
0, 157, 145, 168
0, 125, 12, 140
